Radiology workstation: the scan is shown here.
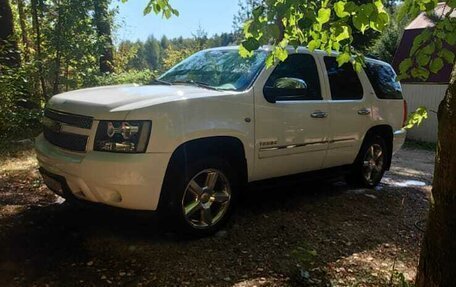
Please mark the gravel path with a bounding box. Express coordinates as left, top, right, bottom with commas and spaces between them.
0, 147, 434, 286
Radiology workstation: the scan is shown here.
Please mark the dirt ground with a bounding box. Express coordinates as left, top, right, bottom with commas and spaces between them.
0, 146, 434, 287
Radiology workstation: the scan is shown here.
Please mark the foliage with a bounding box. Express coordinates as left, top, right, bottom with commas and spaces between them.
144, 35, 162, 70
115, 31, 235, 74
397, 3, 455, 81
396, 2, 455, 128
161, 44, 199, 71
405, 106, 429, 129
0, 65, 42, 143
368, 19, 401, 63
233, 0, 264, 41
369, 6, 408, 63
113, 40, 146, 72
238, 0, 389, 69
89, 69, 156, 86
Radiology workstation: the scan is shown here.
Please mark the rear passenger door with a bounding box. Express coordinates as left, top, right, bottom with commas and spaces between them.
321, 56, 373, 168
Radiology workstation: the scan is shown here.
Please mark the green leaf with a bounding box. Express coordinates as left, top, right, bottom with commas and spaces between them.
371, 12, 389, 31
373, 0, 384, 9
344, 1, 357, 13
421, 42, 436, 55
164, 9, 171, 19
337, 52, 351, 66
430, 58, 444, 74
242, 37, 260, 51
417, 53, 431, 66
439, 49, 455, 64
334, 26, 350, 41
144, 4, 152, 15
317, 8, 331, 24
274, 47, 289, 61
265, 24, 281, 40
353, 13, 369, 33
410, 30, 432, 55
354, 60, 363, 72
243, 19, 254, 37
252, 6, 264, 18
265, 54, 275, 68
405, 106, 428, 129
411, 67, 430, 80
308, 39, 321, 51
334, 1, 350, 18
446, 31, 456, 45
239, 44, 254, 58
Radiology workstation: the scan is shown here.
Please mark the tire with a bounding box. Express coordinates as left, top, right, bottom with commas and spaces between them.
158, 157, 238, 237
346, 135, 388, 188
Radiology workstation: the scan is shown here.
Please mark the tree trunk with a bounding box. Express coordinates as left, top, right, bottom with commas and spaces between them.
93, 0, 114, 74
0, 0, 21, 70
16, 0, 30, 62
52, 0, 63, 95
31, 0, 47, 98
415, 64, 456, 286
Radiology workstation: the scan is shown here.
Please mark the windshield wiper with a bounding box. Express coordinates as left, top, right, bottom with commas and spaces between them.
149, 79, 172, 85
171, 80, 220, 91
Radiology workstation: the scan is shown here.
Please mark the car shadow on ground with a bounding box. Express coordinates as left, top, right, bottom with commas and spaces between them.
0, 170, 429, 286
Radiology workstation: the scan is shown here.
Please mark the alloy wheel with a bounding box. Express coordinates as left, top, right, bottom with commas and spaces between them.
362, 143, 385, 185
181, 169, 231, 229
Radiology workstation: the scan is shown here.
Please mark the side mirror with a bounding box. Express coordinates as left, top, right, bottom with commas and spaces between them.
264, 77, 308, 103
273, 77, 308, 89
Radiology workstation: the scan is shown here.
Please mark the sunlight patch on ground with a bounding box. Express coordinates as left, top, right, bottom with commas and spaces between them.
326, 243, 417, 286
382, 177, 428, 187
0, 150, 37, 173
0, 205, 28, 217
232, 276, 286, 287
389, 166, 432, 180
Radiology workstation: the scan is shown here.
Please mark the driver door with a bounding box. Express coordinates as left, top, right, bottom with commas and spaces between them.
253, 53, 330, 181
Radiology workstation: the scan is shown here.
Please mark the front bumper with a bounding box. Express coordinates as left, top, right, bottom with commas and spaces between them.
35, 134, 171, 211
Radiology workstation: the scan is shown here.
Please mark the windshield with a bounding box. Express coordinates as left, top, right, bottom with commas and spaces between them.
158, 49, 267, 91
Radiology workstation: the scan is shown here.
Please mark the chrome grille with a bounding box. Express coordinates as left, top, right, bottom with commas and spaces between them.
43, 109, 93, 152
44, 109, 93, 129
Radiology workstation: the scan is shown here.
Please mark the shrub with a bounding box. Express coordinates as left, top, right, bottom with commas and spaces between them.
88, 69, 156, 87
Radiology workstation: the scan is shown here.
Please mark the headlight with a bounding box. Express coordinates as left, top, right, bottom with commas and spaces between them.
94, 121, 151, 153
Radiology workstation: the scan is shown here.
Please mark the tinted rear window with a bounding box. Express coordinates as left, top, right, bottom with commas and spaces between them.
365, 62, 403, 99
324, 57, 363, 100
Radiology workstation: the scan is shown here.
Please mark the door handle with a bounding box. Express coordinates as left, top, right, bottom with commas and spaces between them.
311, 111, 328, 119
357, 108, 371, 116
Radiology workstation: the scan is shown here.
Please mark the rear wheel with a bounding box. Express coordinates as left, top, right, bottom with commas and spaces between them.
347, 135, 387, 187
159, 157, 238, 237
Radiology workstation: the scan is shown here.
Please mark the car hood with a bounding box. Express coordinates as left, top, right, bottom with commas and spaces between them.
46, 84, 228, 119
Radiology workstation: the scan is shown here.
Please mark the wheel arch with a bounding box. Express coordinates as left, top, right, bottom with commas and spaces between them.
162, 136, 248, 188
362, 125, 394, 170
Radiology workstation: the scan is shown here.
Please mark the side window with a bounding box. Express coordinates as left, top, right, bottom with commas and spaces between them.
324, 56, 363, 100
264, 54, 322, 100
364, 62, 403, 99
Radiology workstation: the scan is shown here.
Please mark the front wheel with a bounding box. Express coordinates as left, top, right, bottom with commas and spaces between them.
347, 135, 387, 188
159, 157, 238, 237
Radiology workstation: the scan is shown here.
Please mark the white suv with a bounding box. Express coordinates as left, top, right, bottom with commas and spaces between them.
36, 46, 407, 236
